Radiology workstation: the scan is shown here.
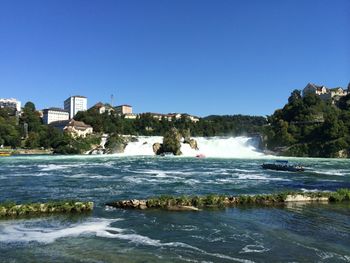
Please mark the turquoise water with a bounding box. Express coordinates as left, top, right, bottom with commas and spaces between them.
0, 155, 350, 262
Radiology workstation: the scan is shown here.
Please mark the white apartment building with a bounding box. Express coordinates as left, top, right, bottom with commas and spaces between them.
64, 96, 87, 119
42, 108, 69, 124
0, 98, 21, 112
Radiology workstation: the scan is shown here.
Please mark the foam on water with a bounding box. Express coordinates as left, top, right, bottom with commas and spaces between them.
0, 218, 120, 244
310, 169, 349, 176
0, 218, 254, 263
240, 244, 270, 254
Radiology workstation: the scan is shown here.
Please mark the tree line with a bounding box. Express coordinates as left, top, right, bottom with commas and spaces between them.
0, 102, 98, 154
1, 91, 350, 158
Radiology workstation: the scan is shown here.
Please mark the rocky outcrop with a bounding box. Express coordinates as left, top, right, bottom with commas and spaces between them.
107, 199, 148, 210
284, 195, 328, 202
335, 149, 348, 158
154, 128, 182, 156
182, 129, 199, 150
184, 138, 199, 150
105, 134, 128, 154
88, 145, 106, 155
105, 199, 199, 211
181, 129, 191, 142
105, 188, 350, 211
129, 136, 139, 143
152, 142, 162, 155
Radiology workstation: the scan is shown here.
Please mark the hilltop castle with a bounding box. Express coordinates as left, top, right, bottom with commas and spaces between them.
302, 82, 350, 103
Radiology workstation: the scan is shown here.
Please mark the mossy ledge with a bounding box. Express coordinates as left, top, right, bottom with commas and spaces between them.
0, 201, 94, 218
106, 189, 350, 211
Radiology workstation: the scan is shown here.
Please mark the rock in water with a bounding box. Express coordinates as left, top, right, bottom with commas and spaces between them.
153, 142, 163, 155
188, 138, 199, 150
88, 145, 105, 155
162, 127, 182, 155
182, 129, 199, 150
181, 128, 191, 142
105, 134, 128, 154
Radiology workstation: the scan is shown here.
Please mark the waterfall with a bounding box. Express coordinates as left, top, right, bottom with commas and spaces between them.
122, 136, 263, 158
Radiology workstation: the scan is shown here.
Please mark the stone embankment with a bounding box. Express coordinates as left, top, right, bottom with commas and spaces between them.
106, 189, 350, 211
0, 201, 94, 218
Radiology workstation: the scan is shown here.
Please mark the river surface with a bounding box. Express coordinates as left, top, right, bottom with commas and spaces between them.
0, 155, 350, 262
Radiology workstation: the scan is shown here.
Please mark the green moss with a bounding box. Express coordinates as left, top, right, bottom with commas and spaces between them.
0, 200, 93, 218
136, 189, 350, 211
329, 188, 350, 202
191, 196, 203, 207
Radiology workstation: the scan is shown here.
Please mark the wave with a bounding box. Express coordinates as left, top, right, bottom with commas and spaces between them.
240, 244, 270, 253
309, 169, 349, 176
0, 218, 120, 244
0, 218, 254, 262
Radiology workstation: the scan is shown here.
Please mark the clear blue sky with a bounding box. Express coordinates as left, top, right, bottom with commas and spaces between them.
0, 0, 349, 116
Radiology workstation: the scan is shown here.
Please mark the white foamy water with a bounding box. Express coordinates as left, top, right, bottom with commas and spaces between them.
121, 136, 264, 158
0, 218, 120, 244
0, 218, 254, 263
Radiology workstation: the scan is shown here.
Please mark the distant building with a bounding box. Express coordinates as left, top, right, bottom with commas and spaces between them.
115, 104, 132, 115
182, 114, 200, 123
42, 108, 69, 124
0, 98, 21, 113
124, 113, 137, 119
64, 96, 87, 119
142, 112, 200, 122
302, 83, 349, 103
51, 119, 93, 138
91, 102, 115, 114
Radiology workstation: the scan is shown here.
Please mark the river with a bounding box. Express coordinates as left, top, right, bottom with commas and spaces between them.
0, 137, 349, 262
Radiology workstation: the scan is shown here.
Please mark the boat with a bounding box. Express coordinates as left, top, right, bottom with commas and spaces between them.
195, 154, 206, 158
262, 160, 304, 172
0, 151, 11, 157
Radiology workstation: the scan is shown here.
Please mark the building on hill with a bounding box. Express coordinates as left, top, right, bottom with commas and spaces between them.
50, 119, 93, 138
115, 104, 132, 115
181, 113, 200, 123
142, 112, 200, 122
0, 98, 21, 113
64, 96, 87, 119
42, 108, 69, 124
302, 83, 348, 103
91, 102, 115, 114
124, 113, 137, 119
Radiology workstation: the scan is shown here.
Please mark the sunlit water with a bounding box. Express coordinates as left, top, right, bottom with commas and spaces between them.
0, 154, 350, 262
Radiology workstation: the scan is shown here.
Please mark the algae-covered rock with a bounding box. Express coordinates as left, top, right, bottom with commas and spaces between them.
187, 138, 198, 150
161, 128, 182, 155
105, 134, 128, 154
0, 201, 94, 218
0, 206, 7, 217
105, 188, 350, 211
182, 129, 199, 150
181, 129, 191, 142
